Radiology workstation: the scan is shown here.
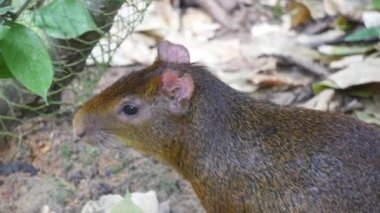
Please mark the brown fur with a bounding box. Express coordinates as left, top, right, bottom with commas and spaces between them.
73, 62, 380, 212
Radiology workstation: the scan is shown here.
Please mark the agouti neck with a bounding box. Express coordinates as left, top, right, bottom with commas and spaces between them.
163, 65, 269, 196
178, 90, 277, 211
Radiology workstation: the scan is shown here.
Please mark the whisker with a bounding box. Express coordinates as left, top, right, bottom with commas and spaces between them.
96, 131, 126, 150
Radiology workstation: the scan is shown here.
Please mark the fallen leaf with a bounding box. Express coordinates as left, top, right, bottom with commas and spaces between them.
181, 8, 220, 40
354, 111, 380, 126
130, 191, 159, 213
267, 92, 297, 106
297, 30, 345, 47
318, 44, 375, 56
323, 0, 370, 20
111, 33, 156, 65
329, 55, 364, 69
179, 39, 241, 69
345, 27, 380, 42
110, 193, 143, 213
325, 58, 380, 89
299, 89, 337, 111
135, 0, 179, 32
362, 11, 380, 27
245, 28, 322, 62
287, 1, 313, 28
217, 69, 258, 93
249, 72, 310, 88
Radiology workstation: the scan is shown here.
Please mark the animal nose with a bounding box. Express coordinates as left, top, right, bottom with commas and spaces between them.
74, 126, 86, 138
72, 110, 88, 138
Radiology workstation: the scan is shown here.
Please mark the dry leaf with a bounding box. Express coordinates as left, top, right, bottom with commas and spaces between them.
176, 39, 241, 68
329, 55, 364, 69
323, 0, 370, 20
130, 191, 159, 213
362, 11, 380, 27
135, 0, 180, 32
249, 72, 310, 88
300, 89, 337, 111
287, 1, 313, 28
217, 69, 258, 93
181, 8, 220, 40
318, 45, 375, 56
112, 34, 156, 66
245, 29, 321, 62
297, 30, 345, 46
327, 58, 380, 89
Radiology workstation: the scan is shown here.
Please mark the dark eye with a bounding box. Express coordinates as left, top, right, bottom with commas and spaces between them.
122, 104, 138, 115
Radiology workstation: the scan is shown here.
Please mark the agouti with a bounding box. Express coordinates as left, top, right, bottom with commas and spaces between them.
73, 41, 380, 212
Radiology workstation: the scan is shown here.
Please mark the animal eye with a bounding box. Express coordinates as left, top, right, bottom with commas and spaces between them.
122, 104, 138, 115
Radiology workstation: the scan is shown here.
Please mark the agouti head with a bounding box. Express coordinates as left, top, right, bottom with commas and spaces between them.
73, 41, 198, 162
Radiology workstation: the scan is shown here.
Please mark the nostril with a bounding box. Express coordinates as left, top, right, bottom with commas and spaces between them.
75, 129, 86, 138
73, 122, 87, 138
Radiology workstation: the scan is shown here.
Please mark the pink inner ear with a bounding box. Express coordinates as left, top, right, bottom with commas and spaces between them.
178, 73, 194, 101
158, 40, 190, 64
161, 68, 194, 101
161, 69, 180, 91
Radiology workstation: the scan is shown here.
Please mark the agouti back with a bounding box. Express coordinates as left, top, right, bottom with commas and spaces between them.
73, 41, 380, 212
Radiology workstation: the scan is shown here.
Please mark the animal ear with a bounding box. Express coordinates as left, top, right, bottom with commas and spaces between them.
158, 40, 190, 64
161, 68, 194, 114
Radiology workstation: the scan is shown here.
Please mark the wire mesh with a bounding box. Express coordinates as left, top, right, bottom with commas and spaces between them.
0, 0, 152, 140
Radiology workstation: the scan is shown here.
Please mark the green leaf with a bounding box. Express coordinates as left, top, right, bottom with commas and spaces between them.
345, 88, 373, 98
32, 0, 98, 39
373, 0, 380, 10
335, 16, 351, 31
0, 24, 10, 40
354, 111, 380, 126
318, 44, 374, 56
0, 23, 53, 99
0, 6, 12, 15
0, 52, 13, 78
109, 192, 143, 213
272, 3, 283, 19
312, 80, 338, 94
345, 27, 380, 42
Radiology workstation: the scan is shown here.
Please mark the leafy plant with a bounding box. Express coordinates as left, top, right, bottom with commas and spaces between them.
372, 0, 380, 10
0, 0, 98, 100
33, 0, 98, 39
60, 143, 73, 170
60, 143, 72, 160
272, 3, 283, 19
83, 145, 99, 165
0, 22, 53, 99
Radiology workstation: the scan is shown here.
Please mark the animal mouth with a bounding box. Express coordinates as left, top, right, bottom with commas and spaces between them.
81, 130, 126, 150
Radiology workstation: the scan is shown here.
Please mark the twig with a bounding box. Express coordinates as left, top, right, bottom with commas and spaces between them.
13, 0, 32, 20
